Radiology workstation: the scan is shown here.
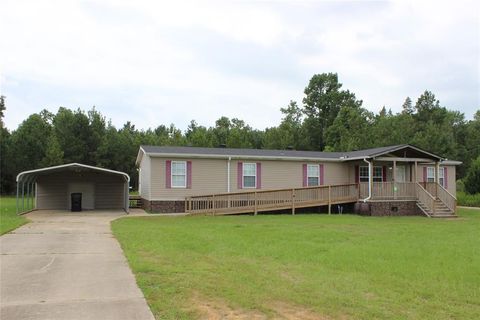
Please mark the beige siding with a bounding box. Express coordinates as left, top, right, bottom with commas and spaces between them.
139, 155, 151, 200
36, 172, 125, 210
148, 157, 351, 199
145, 154, 459, 200
418, 164, 456, 195
149, 157, 228, 200
229, 160, 350, 192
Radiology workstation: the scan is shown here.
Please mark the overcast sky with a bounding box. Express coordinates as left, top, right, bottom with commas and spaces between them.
1, 0, 478, 131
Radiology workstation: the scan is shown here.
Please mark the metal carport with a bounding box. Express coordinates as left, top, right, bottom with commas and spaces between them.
16, 163, 130, 214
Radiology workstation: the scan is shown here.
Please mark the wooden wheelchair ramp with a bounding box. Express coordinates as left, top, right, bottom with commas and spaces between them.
185, 184, 360, 215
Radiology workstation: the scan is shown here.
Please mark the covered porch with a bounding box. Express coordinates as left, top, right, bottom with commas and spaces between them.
351, 145, 457, 216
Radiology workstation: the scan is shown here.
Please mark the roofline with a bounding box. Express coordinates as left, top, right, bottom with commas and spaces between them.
138, 144, 446, 163
135, 146, 146, 166
16, 163, 130, 182
144, 152, 344, 162
370, 144, 443, 160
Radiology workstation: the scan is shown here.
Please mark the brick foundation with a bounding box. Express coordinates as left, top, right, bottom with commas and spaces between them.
142, 199, 185, 213
357, 201, 423, 216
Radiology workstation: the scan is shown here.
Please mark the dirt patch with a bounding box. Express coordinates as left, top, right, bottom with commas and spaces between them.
191, 294, 333, 320
192, 295, 266, 320
270, 302, 330, 320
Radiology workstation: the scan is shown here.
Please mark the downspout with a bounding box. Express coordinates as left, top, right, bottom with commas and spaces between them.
227, 156, 231, 192
362, 158, 372, 202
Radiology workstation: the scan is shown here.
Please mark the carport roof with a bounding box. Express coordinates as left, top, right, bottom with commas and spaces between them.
16, 163, 130, 183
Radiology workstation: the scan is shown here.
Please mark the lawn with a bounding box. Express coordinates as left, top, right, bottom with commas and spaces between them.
112, 209, 480, 320
0, 196, 29, 235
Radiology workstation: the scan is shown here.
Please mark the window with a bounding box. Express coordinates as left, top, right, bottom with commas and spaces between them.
307, 164, 320, 186
243, 163, 256, 188
171, 161, 186, 188
359, 166, 383, 182
439, 167, 445, 187
426, 167, 435, 183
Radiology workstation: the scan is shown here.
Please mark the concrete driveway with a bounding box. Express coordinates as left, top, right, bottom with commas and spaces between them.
0, 210, 155, 320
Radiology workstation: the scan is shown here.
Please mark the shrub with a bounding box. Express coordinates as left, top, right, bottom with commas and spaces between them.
464, 156, 480, 194
456, 179, 465, 193
457, 191, 480, 207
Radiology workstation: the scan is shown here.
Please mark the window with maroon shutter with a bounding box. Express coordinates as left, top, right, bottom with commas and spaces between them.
171, 161, 187, 188
359, 166, 383, 182
306, 164, 320, 186
166, 160, 171, 188
242, 163, 256, 188
187, 161, 192, 189
302, 164, 308, 187
256, 163, 261, 189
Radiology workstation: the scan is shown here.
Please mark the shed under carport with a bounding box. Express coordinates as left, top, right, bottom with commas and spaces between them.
16, 163, 130, 214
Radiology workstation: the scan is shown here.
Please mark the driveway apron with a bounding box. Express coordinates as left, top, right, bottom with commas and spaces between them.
0, 210, 155, 320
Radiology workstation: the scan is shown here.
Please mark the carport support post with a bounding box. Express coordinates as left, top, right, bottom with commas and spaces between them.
16, 181, 19, 214
26, 183, 30, 210
21, 182, 25, 212
27, 183, 31, 210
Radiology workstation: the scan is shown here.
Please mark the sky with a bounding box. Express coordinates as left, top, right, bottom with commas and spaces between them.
1, 0, 479, 132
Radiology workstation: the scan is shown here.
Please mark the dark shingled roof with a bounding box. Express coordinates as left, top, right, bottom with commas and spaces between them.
140, 144, 443, 161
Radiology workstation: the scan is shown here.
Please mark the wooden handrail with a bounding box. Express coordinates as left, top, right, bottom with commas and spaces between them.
186, 183, 360, 215
436, 183, 457, 213
187, 183, 359, 199
415, 183, 435, 217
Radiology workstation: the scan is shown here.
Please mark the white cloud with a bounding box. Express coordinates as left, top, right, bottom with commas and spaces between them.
0, 0, 478, 131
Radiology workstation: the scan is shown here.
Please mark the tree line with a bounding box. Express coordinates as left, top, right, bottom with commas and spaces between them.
1, 73, 479, 194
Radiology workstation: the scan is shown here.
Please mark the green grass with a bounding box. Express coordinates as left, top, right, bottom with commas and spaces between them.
112, 209, 480, 319
457, 191, 480, 207
0, 196, 29, 235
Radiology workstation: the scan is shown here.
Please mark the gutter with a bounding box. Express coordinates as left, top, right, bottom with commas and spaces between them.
227, 156, 231, 192
362, 158, 372, 202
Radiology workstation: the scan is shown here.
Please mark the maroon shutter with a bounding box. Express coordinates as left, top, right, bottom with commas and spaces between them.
423, 167, 427, 182
256, 163, 261, 189
355, 165, 359, 183
444, 167, 448, 188
319, 164, 324, 185
187, 161, 192, 189
302, 164, 308, 187
237, 162, 243, 189
382, 166, 387, 182
166, 160, 171, 188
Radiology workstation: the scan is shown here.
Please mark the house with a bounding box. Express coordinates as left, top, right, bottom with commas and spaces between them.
135, 144, 461, 217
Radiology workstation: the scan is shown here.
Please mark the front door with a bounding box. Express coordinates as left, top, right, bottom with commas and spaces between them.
396, 166, 406, 182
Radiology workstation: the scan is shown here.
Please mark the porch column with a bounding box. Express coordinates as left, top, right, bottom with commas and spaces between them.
393, 160, 397, 200
369, 160, 373, 199
414, 161, 418, 183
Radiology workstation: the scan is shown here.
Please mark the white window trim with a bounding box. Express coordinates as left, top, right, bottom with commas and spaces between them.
307, 164, 320, 186
438, 167, 445, 187
359, 165, 383, 182
171, 160, 187, 188
242, 162, 257, 189
426, 167, 435, 183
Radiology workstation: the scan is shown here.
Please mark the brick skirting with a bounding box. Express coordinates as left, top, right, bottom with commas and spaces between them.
142, 199, 185, 213
358, 200, 423, 216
